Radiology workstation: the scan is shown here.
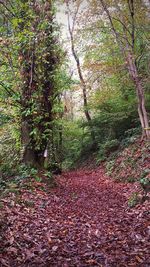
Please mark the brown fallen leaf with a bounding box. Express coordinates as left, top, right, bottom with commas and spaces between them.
86, 259, 97, 264
25, 249, 35, 260
9, 236, 14, 245
7, 247, 18, 254
135, 255, 144, 263
52, 245, 58, 252
0, 258, 10, 267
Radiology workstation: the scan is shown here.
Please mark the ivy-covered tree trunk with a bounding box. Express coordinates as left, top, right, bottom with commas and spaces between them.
19, 1, 38, 167
18, 0, 61, 168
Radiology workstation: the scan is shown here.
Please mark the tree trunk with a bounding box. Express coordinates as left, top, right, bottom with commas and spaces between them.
21, 120, 36, 166
67, 6, 95, 143
127, 52, 150, 139
19, 0, 59, 168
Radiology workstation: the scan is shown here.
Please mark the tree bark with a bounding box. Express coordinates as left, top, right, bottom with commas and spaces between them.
21, 121, 38, 167
127, 52, 150, 139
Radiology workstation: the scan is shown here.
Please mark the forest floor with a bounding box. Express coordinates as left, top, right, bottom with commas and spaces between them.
0, 167, 150, 267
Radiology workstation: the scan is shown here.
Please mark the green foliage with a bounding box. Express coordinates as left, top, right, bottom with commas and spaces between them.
126, 177, 137, 183
0, 112, 12, 127
92, 106, 138, 141
128, 192, 140, 208
61, 90, 142, 168
17, 165, 38, 179
140, 176, 150, 194
0, 125, 20, 179
23, 200, 35, 208
120, 127, 141, 147
97, 139, 119, 164
106, 160, 115, 176
140, 177, 150, 186
140, 169, 150, 179
61, 120, 84, 169
44, 171, 52, 180
83, 94, 140, 164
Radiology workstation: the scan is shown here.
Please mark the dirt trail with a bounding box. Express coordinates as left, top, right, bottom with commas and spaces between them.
0, 168, 149, 267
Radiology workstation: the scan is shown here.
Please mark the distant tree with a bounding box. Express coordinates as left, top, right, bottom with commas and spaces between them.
98, 0, 150, 139
65, 0, 96, 143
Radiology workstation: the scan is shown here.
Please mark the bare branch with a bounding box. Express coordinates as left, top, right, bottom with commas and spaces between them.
0, 1, 15, 16
0, 81, 21, 105
99, 0, 126, 57
127, 0, 135, 50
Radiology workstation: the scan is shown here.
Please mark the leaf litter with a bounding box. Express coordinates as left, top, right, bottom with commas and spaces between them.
0, 167, 149, 266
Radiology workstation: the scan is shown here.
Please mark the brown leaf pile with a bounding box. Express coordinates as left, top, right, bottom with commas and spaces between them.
0, 168, 149, 267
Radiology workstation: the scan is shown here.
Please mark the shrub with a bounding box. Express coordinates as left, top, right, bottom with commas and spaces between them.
0, 125, 20, 179
128, 192, 140, 208
106, 159, 115, 176
61, 120, 84, 169
97, 139, 120, 163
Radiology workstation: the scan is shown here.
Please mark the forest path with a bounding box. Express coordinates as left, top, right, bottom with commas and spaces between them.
0, 168, 149, 267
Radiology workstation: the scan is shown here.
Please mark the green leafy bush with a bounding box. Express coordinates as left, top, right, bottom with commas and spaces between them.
0, 125, 20, 179
106, 160, 115, 176
61, 120, 84, 169
96, 139, 120, 163
140, 177, 150, 194
128, 192, 140, 208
